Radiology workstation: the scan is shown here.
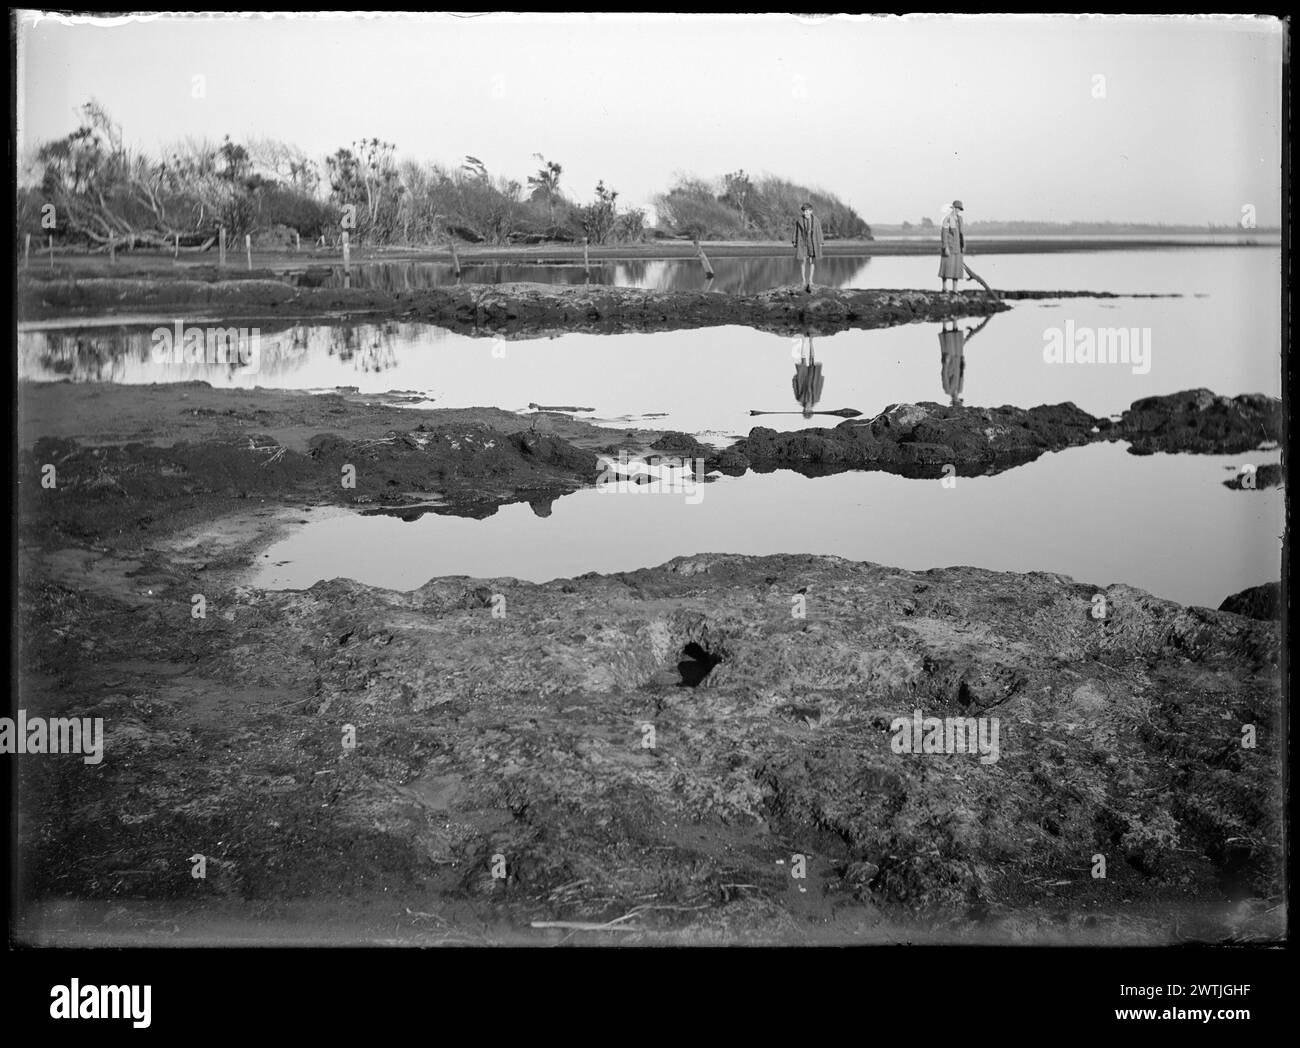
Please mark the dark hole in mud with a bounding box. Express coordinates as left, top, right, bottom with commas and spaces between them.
1216, 843, 1259, 900
677, 641, 722, 687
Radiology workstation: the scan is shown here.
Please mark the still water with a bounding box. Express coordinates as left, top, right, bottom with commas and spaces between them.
20, 247, 1282, 605
251, 443, 1281, 609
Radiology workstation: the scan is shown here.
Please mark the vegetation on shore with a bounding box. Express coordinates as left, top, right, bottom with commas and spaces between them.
17, 102, 871, 253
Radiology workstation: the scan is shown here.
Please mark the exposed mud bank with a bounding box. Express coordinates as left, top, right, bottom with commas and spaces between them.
16, 549, 1282, 943
1219, 583, 1282, 621
703, 390, 1282, 478
18, 385, 1280, 546
20, 276, 1180, 336
15, 379, 1283, 943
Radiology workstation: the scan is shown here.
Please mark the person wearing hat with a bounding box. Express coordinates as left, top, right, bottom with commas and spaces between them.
939, 199, 966, 293
793, 202, 824, 293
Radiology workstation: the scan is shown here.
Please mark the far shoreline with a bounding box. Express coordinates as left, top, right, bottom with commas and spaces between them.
19, 233, 1280, 280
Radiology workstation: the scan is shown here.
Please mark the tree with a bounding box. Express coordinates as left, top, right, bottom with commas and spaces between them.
616, 207, 646, 243
719, 169, 755, 230
36, 101, 223, 250
326, 138, 404, 243
527, 153, 563, 229
581, 180, 619, 244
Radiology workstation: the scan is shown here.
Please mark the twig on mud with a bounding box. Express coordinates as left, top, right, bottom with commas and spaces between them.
245, 437, 286, 463
547, 878, 591, 899
530, 920, 645, 933
262, 695, 314, 713
357, 436, 398, 450
258, 446, 286, 467
531, 899, 711, 935
403, 907, 449, 925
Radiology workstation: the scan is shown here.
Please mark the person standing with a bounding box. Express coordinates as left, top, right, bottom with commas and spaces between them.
793, 202, 824, 293
939, 199, 965, 293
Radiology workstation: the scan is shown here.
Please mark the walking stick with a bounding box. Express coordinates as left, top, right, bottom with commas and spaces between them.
963, 260, 995, 296
749, 408, 862, 418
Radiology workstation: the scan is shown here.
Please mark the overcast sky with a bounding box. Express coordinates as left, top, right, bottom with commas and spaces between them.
15, 12, 1284, 226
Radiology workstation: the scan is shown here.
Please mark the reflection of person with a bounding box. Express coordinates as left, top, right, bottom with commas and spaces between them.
939, 199, 965, 292
793, 203, 824, 293
938, 313, 990, 406
792, 333, 824, 417
938, 321, 965, 406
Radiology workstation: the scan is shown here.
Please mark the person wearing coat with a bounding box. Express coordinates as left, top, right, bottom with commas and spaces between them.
939, 199, 965, 292
793, 203, 825, 292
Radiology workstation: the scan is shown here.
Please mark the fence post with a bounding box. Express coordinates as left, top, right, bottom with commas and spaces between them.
342, 230, 350, 266
694, 238, 715, 280
24, 233, 30, 268
447, 238, 461, 278
109, 239, 116, 265
245, 234, 252, 270
295, 230, 301, 252
174, 233, 180, 259
219, 227, 227, 267
583, 236, 591, 279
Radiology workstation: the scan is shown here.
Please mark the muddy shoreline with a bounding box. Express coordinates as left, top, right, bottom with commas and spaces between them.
15, 372, 1284, 944
19, 277, 1185, 336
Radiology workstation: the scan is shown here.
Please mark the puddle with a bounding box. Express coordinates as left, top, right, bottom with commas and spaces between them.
248, 443, 1282, 609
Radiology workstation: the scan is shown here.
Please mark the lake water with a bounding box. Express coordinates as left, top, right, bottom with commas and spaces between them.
20, 247, 1283, 606
261, 240, 1276, 294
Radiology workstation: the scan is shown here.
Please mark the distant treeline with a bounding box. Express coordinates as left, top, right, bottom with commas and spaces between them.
16, 102, 871, 253
876, 219, 1277, 235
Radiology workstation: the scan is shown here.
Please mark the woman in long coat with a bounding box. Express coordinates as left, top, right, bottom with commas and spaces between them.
793, 203, 825, 293
938, 199, 965, 292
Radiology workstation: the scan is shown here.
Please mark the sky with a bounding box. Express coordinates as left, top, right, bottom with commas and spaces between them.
14, 12, 1285, 226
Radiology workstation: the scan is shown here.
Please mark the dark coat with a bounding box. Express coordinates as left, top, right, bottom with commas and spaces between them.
793, 213, 825, 259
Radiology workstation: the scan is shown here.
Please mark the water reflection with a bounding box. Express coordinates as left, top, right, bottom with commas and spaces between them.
280, 254, 872, 293
19, 320, 434, 386
937, 314, 992, 407
792, 333, 825, 417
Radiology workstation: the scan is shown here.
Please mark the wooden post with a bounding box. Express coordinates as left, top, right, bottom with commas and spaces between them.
447, 238, 461, 278
174, 233, 180, 259
695, 238, 715, 279
219, 227, 227, 267
48, 234, 54, 274
582, 236, 591, 279
342, 230, 350, 266
109, 240, 116, 264
24, 233, 30, 268
245, 234, 252, 270
295, 230, 301, 252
